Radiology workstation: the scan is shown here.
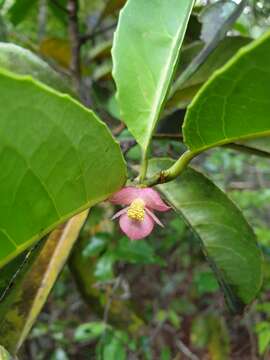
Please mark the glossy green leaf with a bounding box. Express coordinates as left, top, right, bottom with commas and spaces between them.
183, 31, 270, 153
149, 159, 263, 312
0, 69, 126, 268
112, 0, 195, 150
0, 43, 72, 94
0, 211, 88, 354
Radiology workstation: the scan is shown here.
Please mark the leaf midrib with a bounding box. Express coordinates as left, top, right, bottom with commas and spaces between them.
144, 0, 195, 151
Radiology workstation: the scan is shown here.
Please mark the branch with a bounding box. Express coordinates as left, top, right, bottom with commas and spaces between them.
67, 0, 81, 94
176, 339, 200, 360
80, 22, 117, 45
38, 0, 48, 41
153, 133, 183, 140
144, 134, 270, 187
120, 139, 137, 155
144, 150, 197, 187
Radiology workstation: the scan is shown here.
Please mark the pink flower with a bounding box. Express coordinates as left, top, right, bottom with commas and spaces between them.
109, 187, 170, 240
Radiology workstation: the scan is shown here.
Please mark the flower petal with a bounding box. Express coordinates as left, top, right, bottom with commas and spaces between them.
111, 207, 128, 220
109, 187, 140, 205
137, 188, 170, 212
119, 213, 154, 240
145, 208, 164, 227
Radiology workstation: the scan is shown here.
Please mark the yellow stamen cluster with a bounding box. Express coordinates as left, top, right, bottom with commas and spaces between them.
127, 198, 145, 221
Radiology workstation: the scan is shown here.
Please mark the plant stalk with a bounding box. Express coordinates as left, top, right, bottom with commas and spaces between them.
139, 150, 149, 183
144, 150, 198, 187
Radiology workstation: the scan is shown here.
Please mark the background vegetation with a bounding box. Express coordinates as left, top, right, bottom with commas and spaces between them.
0, 0, 270, 359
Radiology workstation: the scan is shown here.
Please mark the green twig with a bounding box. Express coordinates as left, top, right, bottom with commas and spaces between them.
139, 150, 149, 183
144, 150, 198, 187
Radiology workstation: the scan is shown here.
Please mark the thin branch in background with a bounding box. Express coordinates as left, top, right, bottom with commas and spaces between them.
153, 133, 183, 141
38, 0, 47, 42
80, 22, 117, 45
120, 139, 137, 155
112, 122, 125, 136
67, 0, 81, 95
176, 339, 200, 360
82, 0, 111, 44
103, 276, 122, 324
244, 311, 258, 359
67, 0, 94, 106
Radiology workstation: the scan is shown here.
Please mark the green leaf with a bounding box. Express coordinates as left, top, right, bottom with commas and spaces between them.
49, 0, 68, 25
112, 237, 164, 265
0, 68, 126, 268
194, 271, 219, 296
82, 235, 109, 257
167, 36, 250, 110
8, 0, 38, 25
97, 330, 128, 360
74, 321, 109, 342
168, 1, 245, 109
0, 211, 88, 354
50, 348, 69, 360
112, 0, 195, 150
183, 31, 270, 153
0, 43, 72, 94
149, 158, 263, 313
256, 321, 270, 355
94, 254, 115, 281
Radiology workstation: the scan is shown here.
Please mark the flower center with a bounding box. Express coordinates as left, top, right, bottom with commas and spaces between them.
127, 198, 145, 221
